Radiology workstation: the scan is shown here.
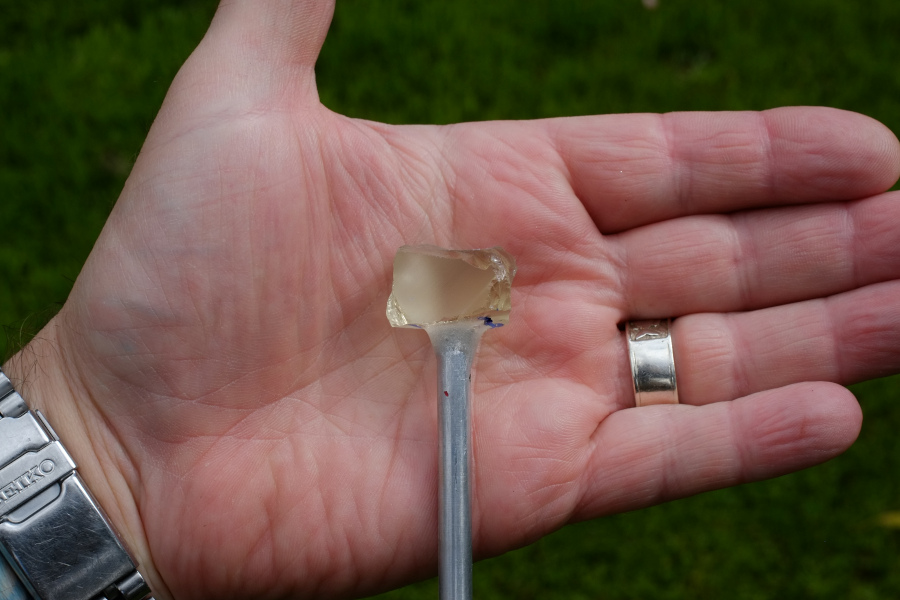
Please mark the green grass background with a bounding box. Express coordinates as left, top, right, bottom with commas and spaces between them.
2, 1, 900, 598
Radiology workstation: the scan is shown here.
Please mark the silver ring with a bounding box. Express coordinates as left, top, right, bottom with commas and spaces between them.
626, 319, 679, 406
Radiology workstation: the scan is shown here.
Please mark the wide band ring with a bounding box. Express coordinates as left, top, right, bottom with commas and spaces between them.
626, 319, 679, 407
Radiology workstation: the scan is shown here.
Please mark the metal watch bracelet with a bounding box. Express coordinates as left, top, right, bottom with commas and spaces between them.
0, 368, 154, 600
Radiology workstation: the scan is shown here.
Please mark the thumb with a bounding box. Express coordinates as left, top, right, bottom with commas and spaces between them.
165, 0, 335, 112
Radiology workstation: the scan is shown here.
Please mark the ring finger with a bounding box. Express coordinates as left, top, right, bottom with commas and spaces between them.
616, 279, 900, 409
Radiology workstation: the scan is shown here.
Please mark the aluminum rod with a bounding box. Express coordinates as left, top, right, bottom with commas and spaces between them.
427, 322, 485, 600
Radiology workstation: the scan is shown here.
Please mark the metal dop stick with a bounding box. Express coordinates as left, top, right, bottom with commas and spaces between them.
387, 245, 516, 600
430, 323, 481, 599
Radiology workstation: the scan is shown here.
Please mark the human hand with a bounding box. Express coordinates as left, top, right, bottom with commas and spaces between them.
5, 1, 900, 598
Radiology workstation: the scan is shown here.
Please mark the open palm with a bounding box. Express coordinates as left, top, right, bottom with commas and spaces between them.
7, 2, 900, 599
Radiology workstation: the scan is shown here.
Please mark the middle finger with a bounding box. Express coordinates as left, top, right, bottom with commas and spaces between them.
611, 191, 900, 317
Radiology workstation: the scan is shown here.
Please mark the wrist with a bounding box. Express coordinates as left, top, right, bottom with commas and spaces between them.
2, 318, 168, 600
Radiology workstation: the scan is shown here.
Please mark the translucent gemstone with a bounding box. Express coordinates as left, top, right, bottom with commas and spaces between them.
387, 245, 516, 328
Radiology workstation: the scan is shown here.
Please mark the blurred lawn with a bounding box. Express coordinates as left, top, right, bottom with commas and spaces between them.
1, 1, 899, 598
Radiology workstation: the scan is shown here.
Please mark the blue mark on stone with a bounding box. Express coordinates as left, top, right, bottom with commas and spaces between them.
479, 316, 503, 328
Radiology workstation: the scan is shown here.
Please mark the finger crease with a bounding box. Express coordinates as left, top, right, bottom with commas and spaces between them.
726, 315, 750, 400
757, 112, 778, 202
821, 296, 847, 383
659, 113, 691, 216
730, 213, 758, 310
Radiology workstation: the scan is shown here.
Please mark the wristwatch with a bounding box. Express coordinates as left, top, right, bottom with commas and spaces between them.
0, 368, 154, 600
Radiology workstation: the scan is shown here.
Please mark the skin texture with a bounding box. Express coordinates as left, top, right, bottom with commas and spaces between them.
5, 1, 900, 598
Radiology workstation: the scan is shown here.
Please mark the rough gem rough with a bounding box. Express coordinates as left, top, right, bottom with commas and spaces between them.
386, 245, 516, 328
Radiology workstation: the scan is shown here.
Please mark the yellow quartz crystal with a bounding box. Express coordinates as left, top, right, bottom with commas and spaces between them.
386, 245, 516, 328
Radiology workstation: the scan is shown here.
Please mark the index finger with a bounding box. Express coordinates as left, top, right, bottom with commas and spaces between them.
553, 107, 900, 233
